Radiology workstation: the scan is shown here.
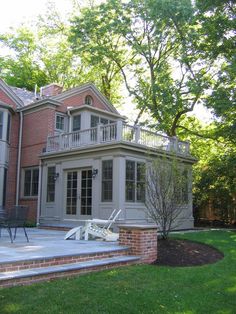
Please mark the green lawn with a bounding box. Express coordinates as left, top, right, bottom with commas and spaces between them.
1, 230, 236, 314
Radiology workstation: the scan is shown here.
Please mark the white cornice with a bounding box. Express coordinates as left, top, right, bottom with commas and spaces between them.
68, 104, 126, 120
0, 101, 16, 113
18, 99, 61, 112
40, 142, 197, 164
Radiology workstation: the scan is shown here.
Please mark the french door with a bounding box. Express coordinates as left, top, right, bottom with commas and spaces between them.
64, 169, 92, 219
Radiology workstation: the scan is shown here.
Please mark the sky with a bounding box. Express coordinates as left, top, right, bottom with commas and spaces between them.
0, 0, 73, 32
0, 0, 212, 123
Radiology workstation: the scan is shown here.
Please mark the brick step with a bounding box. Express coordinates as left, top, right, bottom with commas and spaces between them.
0, 255, 140, 287
0, 247, 130, 273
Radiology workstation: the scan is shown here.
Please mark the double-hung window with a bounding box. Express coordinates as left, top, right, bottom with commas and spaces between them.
101, 160, 113, 202
72, 115, 81, 132
23, 168, 39, 197
55, 114, 68, 132
126, 160, 145, 202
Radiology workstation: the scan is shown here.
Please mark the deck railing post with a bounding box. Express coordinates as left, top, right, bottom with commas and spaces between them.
116, 120, 123, 141
59, 134, 62, 151
45, 124, 189, 155
135, 125, 141, 143
174, 137, 179, 153
97, 124, 101, 143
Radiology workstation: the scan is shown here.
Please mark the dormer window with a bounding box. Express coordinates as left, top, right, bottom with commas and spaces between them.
85, 95, 93, 106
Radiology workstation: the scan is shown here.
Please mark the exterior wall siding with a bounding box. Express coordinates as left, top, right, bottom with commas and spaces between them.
0, 81, 195, 229
39, 147, 194, 230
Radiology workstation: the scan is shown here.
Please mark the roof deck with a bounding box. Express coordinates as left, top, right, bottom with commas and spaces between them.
45, 121, 190, 156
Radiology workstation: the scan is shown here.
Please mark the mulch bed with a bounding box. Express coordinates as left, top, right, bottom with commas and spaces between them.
154, 238, 224, 267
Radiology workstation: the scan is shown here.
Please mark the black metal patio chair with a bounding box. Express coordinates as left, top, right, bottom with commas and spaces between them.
0, 205, 29, 243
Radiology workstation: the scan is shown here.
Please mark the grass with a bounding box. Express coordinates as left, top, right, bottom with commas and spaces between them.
0, 230, 236, 314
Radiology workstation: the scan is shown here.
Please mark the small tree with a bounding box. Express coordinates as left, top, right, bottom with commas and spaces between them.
145, 156, 188, 239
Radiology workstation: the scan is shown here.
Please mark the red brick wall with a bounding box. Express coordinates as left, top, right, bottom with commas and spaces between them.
19, 107, 55, 220
119, 225, 158, 263
22, 108, 55, 151
0, 90, 18, 109
57, 90, 111, 113
19, 199, 38, 222
2, 84, 116, 223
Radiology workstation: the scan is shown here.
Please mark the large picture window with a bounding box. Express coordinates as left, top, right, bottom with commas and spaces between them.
101, 160, 113, 202
23, 168, 39, 197
126, 160, 145, 202
47, 166, 56, 202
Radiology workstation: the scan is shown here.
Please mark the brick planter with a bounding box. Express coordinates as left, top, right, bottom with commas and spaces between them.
118, 225, 157, 263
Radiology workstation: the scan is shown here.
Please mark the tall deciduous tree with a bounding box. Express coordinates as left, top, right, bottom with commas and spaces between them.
0, 1, 123, 103
70, 1, 126, 104
195, 0, 236, 144
70, 0, 213, 135
0, 27, 48, 90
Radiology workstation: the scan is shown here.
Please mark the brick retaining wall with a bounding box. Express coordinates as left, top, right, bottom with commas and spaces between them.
118, 225, 157, 263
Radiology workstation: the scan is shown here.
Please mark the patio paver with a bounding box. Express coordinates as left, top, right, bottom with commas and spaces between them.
0, 228, 128, 264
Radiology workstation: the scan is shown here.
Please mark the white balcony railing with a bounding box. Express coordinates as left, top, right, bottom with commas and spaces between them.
46, 121, 190, 156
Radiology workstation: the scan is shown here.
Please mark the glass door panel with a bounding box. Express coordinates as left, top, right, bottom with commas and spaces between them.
66, 171, 77, 215
80, 170, 92, 216
65, 169, 92, 219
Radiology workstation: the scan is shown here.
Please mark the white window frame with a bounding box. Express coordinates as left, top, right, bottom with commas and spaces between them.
85, 95, 93, 106
55, 113, 67, 132
72, 114, 81, 132
22, 167, 39, 198
101, 160, 113, 202
90, 114, 115, 128
125, 159, 146, 203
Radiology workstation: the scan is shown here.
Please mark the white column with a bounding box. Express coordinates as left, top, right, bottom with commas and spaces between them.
135, 125, 141, 143
113, 156, 125, 218
116, 120, 123, 141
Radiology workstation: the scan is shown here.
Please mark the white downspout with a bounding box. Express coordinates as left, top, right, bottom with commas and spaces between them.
16, 110, 23, 205
36, 159, 42, 227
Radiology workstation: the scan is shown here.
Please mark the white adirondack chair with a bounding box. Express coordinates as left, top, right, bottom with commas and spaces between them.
64, 209, 122, 241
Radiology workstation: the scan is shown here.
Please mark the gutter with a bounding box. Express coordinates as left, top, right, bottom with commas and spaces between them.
16, 111, 23, 205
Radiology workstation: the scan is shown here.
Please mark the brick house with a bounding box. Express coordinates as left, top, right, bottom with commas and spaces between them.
0, 79, 195, 229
